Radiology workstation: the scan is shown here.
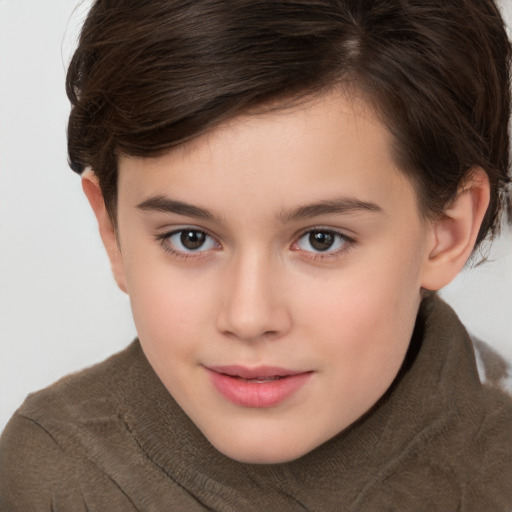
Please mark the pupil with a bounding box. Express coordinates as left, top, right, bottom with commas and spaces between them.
309, 231, 334, 251
181, 230, 205, 250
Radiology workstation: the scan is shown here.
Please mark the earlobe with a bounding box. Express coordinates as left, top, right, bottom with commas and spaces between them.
82, 171, 128, 294
420, 168, 490, 291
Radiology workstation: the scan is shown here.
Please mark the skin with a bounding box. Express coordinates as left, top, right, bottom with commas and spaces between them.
84, 92, 489, 464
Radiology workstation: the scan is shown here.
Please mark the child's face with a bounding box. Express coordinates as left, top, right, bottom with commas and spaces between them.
113, 92, 435, 463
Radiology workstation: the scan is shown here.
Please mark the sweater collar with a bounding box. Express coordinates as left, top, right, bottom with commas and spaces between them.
116, 295, 480, 510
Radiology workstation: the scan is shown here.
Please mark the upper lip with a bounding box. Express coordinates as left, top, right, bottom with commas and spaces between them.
206, 365, 309, 379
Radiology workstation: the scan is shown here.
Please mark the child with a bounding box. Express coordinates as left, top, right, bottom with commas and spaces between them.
1, 0, 511, 510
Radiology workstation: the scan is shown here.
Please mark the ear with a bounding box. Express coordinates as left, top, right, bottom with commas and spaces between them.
82, 171, 128, 293
420, 168, 490, 291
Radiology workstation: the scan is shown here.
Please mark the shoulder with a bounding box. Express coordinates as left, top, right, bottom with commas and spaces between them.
469, 336, 512, 460
394, 298, 512, 509
471, 335, 512, 395
456, 387, 512, 510
0, 412, 83, 511
0, 341, 141, 511
468, 335, 512, 476
451, 337, 512, 509
19, 341, 139, 424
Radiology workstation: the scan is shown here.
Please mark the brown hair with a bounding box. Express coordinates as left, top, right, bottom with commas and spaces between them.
67, 0, 511, 247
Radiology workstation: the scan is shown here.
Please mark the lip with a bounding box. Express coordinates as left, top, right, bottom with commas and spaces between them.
206, 365, 313, 408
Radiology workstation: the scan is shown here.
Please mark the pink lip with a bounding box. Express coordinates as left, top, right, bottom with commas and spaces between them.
206, 365, 313, 408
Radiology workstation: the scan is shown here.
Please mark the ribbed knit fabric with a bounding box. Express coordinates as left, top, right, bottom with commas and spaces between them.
1, 296, 511, 511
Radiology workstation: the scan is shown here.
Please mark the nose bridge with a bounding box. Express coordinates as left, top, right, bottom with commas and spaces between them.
216, 247, 290, 341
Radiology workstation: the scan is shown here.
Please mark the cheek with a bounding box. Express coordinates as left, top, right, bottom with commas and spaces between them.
297, 247, 423, 375
304, 288, 410, 364
302, 287, 416, 425
125, 259, 216, 362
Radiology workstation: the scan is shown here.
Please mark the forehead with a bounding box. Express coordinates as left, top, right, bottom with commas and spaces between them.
117, 91, 420, 221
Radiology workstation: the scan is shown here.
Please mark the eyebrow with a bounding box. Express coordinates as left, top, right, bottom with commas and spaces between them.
278, 198, 383, 222
137, 196, 221, 222
137, 195, 383, 223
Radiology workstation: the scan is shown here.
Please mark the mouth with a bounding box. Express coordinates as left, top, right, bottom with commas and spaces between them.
205, 365, 313, 408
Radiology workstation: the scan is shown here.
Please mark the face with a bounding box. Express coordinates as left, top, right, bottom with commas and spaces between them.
111, 93, 435, 463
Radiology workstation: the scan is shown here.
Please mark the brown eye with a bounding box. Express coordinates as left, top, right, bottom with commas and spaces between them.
180, 230, 206, 250
295, 229, 349, 254
164, 229, 218, 253
309, 231, 336, 251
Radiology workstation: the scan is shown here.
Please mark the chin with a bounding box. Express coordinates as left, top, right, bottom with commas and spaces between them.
208, 430, 316, 465
219, 445, 305, 465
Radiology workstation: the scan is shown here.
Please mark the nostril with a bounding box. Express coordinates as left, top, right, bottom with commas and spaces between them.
216, 311, 291, 342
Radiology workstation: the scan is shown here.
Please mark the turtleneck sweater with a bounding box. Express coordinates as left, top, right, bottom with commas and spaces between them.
1, 296, 511, 511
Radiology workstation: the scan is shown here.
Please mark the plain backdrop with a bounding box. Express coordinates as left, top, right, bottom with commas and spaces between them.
1, 0, 511, 433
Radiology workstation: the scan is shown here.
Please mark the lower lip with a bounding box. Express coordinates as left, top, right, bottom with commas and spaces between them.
207, 370, 312, 408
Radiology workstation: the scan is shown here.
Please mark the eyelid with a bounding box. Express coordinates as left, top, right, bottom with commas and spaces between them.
155, 226, 221, 258
291, 227, 356, 259
154, 225, 355, 262
294, 225, 355, 242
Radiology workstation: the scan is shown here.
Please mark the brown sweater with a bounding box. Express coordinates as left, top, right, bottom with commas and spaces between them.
1, 296, 511, 511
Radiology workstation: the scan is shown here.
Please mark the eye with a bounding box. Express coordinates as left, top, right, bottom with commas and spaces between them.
295, 230, 349, 253
161, 229, 219, 254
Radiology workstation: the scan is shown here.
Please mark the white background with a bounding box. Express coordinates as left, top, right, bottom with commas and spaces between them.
1, 0, 511, 433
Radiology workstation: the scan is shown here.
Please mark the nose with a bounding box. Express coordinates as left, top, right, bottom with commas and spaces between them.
215, 251, 292, 342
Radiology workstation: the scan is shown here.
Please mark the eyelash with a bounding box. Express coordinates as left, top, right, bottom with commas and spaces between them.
292, 228, 355, 261
155, 227, 356, 261
155, 228, 220, 260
